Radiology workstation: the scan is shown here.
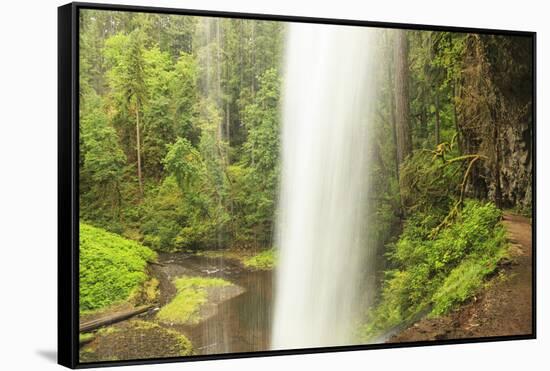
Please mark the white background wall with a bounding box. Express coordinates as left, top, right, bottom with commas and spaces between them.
0, 0, 546, 369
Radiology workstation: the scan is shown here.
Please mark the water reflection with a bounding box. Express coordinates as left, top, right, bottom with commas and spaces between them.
158, 253, 273, 355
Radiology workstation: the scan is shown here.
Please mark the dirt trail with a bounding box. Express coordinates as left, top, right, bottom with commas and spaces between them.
390, 213, 533, 342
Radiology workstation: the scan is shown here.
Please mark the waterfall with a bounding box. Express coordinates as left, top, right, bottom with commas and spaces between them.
272, 23, 378, 350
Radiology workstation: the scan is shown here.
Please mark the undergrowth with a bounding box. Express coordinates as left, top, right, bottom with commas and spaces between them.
79, 223, 157, 314
361, 200, 507, 341
243, 249, 277, 270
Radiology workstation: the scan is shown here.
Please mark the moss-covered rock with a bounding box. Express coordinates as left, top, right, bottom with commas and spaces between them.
79, 321, 193, 363
156, 276, 238, 325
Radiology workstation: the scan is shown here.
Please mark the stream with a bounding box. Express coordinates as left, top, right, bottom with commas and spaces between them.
152, 252, 273, 355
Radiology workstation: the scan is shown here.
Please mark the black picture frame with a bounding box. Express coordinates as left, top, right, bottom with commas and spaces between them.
58, 2, 537, 368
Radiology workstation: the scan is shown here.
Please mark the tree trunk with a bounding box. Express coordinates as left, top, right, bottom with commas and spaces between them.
434, 93, 441, 145
387, 53, 399, 180
492, 107, 503, 208
216, 19, 221, 106
226, 100, 231, 145
420, 96, 427, 139
135, 106, 143, 196
394, 30, 412, 165
452, 80, 462, 152
251, 22, 256, 94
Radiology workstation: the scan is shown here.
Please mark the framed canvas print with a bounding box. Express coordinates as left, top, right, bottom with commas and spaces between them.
58, 2, 536, 368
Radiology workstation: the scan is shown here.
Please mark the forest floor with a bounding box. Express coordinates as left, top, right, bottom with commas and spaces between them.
390, 213, 533, 342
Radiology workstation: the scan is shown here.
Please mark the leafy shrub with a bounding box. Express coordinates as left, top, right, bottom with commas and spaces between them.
243, 249, 277, 270
140, 176, 227, 251
140, 177, 186, 251
79, 91, 126, 231
361, 200, 507, 340
79, 223, 157, 313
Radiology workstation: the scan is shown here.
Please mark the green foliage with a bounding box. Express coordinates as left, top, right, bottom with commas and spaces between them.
139, 176, 185, 250
163, 138, 203, 188
362, 200, 507, 340
399, 149, 462, 215
431, 243, 505, 316
156, 276, 231, 324
80, 94, 126, 182
408, 31, 465, 148
79, 223, 157, 313
170, 53, 200, 142
235, 68, 281, 245
141, 46, 176, 179
105, 30, 148, 109
80, 11, 285, 253
243, 249, 277, 270
140, 175, 226, 251
80, 91, 127, 228
224, 164, 254, 243
147, 131, 229, 250
195, 98, 227, 199
241, 68, 281, 175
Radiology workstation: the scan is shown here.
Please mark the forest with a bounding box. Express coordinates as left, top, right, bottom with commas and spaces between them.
78, 9, 533, 362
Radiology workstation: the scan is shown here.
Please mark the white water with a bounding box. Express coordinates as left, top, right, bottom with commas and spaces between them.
272, 23, 378, 349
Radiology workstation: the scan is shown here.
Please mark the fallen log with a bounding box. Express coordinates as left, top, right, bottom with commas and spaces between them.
147, 260, 166, 267
80, 305, 155, 333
